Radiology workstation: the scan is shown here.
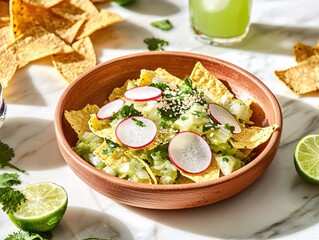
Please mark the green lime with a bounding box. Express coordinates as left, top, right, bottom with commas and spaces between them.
294, 134, 319, 184
8, 182, 68, 232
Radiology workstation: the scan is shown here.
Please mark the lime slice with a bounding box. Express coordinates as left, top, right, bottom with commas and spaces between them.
8, 182, 68, 232
294, 134, 319, 184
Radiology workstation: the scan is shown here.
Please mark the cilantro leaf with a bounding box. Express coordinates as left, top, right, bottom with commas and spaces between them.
111, 0, 134, 6
144, 38, 169, 51
225, 123, 235, 133
152, 145, 169, 160
0, 141, 25, 173
179, 77, 194, 95
151, 19, 173, 31
110, 104, 141, 121
102, 139, 120, 155
0, 173, 21, 187
150, 82, 169, 91
132, 118, 146, 127
5, 230, 52, 240
0, 187, 26, 214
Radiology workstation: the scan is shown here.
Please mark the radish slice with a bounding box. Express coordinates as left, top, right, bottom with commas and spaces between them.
116, 116, 157, 149
208, 103, 242, 134
97, 99, 125, 120
124, 86, 162, 102
168, 131, 212, 174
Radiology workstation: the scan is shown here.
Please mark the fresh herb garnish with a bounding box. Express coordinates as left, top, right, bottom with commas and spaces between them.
179, 77, 194, 95
0, 173, 26, 214
152, 145, 169, 160
150, 19, 173, 31
132, 117, 146, 127
225, 123, 235, 133
111, 0, 134, 6
0, 141, 25, 173
102, 139, 120, 155
222, 157, 229, 162
5, 230, 53, 240
150, 82, 169, 91
144, 38, 169, 51
110, 104, 141, 121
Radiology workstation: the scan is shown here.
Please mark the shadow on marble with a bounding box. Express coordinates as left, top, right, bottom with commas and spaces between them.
126, 96, 319, 239
0, 117, 66, 171
123, 0, 180, 16
3, 65, 46, 106
91, 21, 153, 57
230, 23, 319, 55
53, 206, 134, 240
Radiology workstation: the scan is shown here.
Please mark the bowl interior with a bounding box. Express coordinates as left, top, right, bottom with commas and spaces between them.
57, 51, 282, 187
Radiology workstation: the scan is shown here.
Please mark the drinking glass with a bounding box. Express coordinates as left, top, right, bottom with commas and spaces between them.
189, 0, 253, 46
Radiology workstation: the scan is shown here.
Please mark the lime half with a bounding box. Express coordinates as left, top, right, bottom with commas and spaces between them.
8, 182, 68, 232
294, 134, 319, 184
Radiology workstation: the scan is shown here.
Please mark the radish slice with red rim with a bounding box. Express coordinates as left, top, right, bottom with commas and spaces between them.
97, 99, 125, 120
116, 116, 157, 149
208, 103, 242, 134
168, 131, 212, 174
124, 86, 162, 102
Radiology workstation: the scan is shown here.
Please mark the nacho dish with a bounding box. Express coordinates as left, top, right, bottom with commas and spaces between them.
65, 62, 278, 184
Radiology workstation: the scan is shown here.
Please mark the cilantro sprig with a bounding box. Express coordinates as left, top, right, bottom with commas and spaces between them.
144, 38, 169, 51
0, 141, 25, 173
151, 19, 173, 31
102, 139, 120, 155
110, 104, 141, 121
0, 173, 26, 214
5, 230, 52, 240
132, 117, 146, 127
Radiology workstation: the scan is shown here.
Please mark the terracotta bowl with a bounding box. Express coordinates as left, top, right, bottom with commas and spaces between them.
55, 51, 282, 210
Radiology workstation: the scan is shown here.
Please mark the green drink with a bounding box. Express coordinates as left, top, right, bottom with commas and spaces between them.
189, 0, 252, 46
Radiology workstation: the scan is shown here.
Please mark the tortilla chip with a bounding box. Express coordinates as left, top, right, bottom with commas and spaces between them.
190, 62, 234, 103
0, 46, 18, 88
179, 158, 220, 183
108, 80, 131, 101
293, 41, 319, 63
51, 0, 99, 21
11, 0, 85, 43
75, 9, 123, 40
275, 55, 319, 94
14, 26, 72, 68
88, 114, 118, 143
0, 25, 14, 51
22, 0, 64, 8
93, 141, 129, 166
64, 104, 99, 137
52, 37, 96, 83
230, 124, 278, 149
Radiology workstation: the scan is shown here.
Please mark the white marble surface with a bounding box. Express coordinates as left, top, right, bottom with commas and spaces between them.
1, 0, 319, 239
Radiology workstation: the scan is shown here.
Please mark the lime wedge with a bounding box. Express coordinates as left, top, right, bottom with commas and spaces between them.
294, 134, 319, 184
8, 182, 68, 232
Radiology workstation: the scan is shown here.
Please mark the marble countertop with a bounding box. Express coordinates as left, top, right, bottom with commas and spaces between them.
1, 0, 319, 239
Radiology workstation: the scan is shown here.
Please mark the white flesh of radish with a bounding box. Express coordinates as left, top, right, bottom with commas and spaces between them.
208, 103, 242, 134
97, 99, 124, 120
168, 131, 212, 174
116, 116, 157, 149
124, 86, 162, 102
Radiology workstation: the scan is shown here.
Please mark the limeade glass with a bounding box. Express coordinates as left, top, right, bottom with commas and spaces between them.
189, 0, 252, 46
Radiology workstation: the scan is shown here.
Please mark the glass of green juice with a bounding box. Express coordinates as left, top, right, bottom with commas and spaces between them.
189, 0, 253, 46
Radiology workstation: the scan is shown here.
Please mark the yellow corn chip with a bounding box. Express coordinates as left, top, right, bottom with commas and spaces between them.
51, 0, 99, 21
137, 68, 183, 86
75, 9, 123, 40
0, 46, 18, 88
275, 55, 319, 94
0, 25, 14, 51
14, 26, 72, 68
22, 0, 64, 8
64, 104, 99, 137
179, 158, 220, 183
230, 124, 278, 149
93, 141, 129, 166
108, 80, 130, 101
52, 37, 96, 83
88, 114, 118, 143
190, 62, 234, 103
293, 41, 319, 63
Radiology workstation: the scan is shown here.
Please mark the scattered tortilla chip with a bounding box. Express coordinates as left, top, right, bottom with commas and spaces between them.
230, 124, 278, 149
275, 55, 319, 94
190, 62, 234, 103
52, 37, 96, 83
14, 26, 73, 68
64, 104, 99, 137
179, 158, 220, 183
88, 114, 118, 143
93, 141, 129, 166
51, 0, 99, 21
0, 47, 18, 88
75, 9, 123, 40
22, 0, 64, 8
293, 41, 319, 63
0, 25, 14, 51
108, 80, 131, 101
